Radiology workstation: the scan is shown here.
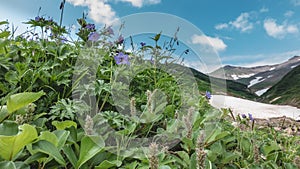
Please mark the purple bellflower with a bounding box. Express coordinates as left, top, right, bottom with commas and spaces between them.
116, 35, 124, 44
88, 32, 100, 42
205, 91, 211, 100
241, 114, 247, 119
85, 24, 95, 31
140, 42, 146, 47
114, 52, 130, 65
248, 113, 254, 121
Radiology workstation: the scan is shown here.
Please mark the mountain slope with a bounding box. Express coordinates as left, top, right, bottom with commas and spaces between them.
189, 68, 257, 99
260, 64, 300, 108
210, 65, 271, 81
209, 56, 300, 95
242, 56, 300, 93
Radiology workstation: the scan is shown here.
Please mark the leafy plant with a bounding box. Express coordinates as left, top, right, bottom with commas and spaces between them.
0, 6, 299, 169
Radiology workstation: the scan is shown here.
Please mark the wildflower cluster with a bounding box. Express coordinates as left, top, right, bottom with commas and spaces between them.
26, 15, 67, 40
0, 7, 300, 168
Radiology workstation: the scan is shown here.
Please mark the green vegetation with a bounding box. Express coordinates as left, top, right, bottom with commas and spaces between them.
261, 65, 300, 107
0, 6, 299, 168
190, 68, 257, 99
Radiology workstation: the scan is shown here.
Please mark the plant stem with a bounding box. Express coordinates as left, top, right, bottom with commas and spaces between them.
59, 0, 66, 29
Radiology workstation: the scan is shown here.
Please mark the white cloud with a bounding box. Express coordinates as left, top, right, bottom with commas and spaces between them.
259, 7, 269, 13
215, 12, 254, 32
215, 23, 229, 30
263, 18, 298, 39
66, 0, 118, 25
119, 0, 161, 7
191, 34, 227, 52
230, 13, 253, 32
284, 10, 294, 17
66, 0, 161, 25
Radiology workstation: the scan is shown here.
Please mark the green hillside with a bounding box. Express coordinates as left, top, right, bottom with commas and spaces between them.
261, 65, 300, 107
190, 68, 257, 99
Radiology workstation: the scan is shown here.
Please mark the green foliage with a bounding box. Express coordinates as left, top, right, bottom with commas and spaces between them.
76, 136, 104, 169
261, 64, 300, 107
0, 123, 37, 161
0, 12, 299, 169
49, 98, 89, 121
7, 91, 45, 113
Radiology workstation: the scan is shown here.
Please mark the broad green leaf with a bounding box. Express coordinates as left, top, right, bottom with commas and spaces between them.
241, 137, 252, 157
32, 140, 66, 166
164, 105, 175, 118
39, 131, 58, 147
0, 120, 18, 136
76, 136, 104, 169
122, 161, 138, 169
0, 124, 37, 161
7, 91, 45, 113
52, 120, 77, 130
62, 145, 78, 168
0, 161, 16, 169
24, 152, 48, 165
5, 71, 18, 86
262, 142, 281, 156
283, 163, 298, 169
95, 160, 122, 169
0, 31, 10, 39
214, 131, 230, 141
221, 152, 240, 164
177, 151, 190, 164
14, 162, 30, 169
0, 21, 9, 25
205, 126, 222, 145
189, 153, 197, 169
53, 130, 70, 150
0, 105, 9, 123
153, 32, 161, 42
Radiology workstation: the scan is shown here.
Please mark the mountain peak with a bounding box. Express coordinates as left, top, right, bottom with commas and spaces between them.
289, 56, 300, 61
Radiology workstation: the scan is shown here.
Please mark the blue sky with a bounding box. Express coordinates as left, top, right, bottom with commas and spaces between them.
1, 0, 300, 71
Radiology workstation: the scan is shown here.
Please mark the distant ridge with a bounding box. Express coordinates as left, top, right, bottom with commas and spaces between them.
260, 64, 300, 108
209, 56, 300, 96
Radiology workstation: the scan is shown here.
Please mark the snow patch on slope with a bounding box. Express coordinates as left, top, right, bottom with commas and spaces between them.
291, 65, 298, 69
269, 67, 276, 71
248, 77, 265, 88
231, 73, 255, 80
255, 88, 269, 96
210, 95, 300, 120
231, 74, 239, 80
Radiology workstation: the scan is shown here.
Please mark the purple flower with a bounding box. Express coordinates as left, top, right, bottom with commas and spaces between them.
35, 16, 41, 21
59, 36, 67, 43
47, 17, 53, 23
150, 57, 154, 64
88, 32, 100, 42
85, 24, 95, 31
248, 113, 254, 121
116, 35, 124, 44
105, 26, 114, 35
205, 91, 211, 100
241, 114, 247, 119
140, 42, 146, 47
114, 52, 130, 65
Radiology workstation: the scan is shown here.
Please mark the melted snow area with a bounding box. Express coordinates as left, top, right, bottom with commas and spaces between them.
255, 88, 269, 96
248, 77, 265, 88
291, 65, 298, 69
210, 95, 300, 120
269, 67, 276, 71
231, 73, 255, 80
